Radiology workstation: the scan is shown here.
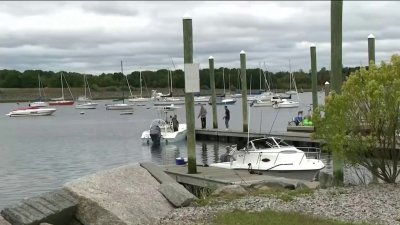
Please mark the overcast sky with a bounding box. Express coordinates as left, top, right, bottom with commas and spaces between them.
0, 1, 399, 75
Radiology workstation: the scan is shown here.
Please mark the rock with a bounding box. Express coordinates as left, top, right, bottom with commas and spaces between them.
296, 182, 310, 190
318, 172, 333, 189
140, 162, 175, 184
0, 189, 77, 225
159, 182, 197, 207
0, 216, 11, 225
211, 185, 248, 197
64, 164, 174, 225
249, 179, 296, 190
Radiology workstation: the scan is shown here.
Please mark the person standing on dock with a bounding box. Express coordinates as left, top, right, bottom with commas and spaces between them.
223, 105, 230, 129
198, 104, 207, 129
172, 114, 179, 132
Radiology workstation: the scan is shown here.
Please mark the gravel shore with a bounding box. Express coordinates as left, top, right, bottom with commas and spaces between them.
159, 184, 400, 225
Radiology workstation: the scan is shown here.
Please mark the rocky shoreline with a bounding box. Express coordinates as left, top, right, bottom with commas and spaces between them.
159, 184, 400, 225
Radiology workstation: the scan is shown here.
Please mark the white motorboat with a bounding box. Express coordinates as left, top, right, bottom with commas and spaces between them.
210, 137, 325, 181
141, 106, 187, 144
76, 102, 98, 109
274, 99, 299, 108
141, 119, 187, 144
194, 96, 210, 104
105, 103, 133, 110
6, 107, 56, 117
30, 101, 47, 108
251, 99, 273, 107
153, 97, 185, 106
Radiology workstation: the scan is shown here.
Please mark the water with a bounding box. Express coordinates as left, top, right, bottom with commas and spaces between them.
0, 92, 333, 208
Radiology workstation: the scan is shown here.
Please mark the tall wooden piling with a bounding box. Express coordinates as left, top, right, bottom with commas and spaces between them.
183, 14, 196, 174
331, 0, 343, 94
330, 0, 344, 185
368, 34, 375, 66
209, 56, 218, 129
240, 50, 248, 132
310, 44, 318, 110
324, 81, 330, 101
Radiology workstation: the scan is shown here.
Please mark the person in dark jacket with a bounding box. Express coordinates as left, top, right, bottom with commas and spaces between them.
223, 106, 230, 129
171, 114, 179, 132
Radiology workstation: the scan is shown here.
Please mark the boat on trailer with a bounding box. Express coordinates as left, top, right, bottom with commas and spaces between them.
210, 137, 325, 181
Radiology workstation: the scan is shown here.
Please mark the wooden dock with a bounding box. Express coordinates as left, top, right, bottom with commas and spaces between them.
163, 165, 318, 189
195, 128, 320, 147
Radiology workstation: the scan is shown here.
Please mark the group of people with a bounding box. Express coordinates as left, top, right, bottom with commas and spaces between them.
293, 110, 313, 126
198, 104, 230, 129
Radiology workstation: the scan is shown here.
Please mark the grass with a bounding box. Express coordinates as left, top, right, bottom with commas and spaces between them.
193, 187, 314, 207
214, 210, 370, 225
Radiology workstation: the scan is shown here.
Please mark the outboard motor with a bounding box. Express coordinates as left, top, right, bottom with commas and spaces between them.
150, 124, 161, 146
219, 153, 231, 162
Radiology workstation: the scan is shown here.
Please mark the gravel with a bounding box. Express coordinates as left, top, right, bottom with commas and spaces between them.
158, 184, 400, 225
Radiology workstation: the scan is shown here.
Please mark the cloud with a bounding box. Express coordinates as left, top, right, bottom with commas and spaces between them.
0, 1, 398, 75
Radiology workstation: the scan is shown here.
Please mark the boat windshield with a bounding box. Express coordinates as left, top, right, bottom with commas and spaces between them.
249, 137, 291, 150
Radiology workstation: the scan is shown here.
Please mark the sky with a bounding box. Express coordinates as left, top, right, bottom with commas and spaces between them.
0, 1, 399, 75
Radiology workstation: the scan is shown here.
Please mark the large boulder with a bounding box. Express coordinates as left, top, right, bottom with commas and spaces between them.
211, 185, 248, 197
64, 164, 174, 225
1, 189, 77, 225
159, 182, 197, 207
0, 216, 11, 225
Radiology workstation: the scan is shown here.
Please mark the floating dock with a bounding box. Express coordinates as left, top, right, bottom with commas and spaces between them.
195, 128, 320, 148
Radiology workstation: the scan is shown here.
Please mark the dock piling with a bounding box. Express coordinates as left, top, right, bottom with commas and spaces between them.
310, 44, 318, 110
368, 34, 375, 66
240, 50, 248, 132
209, 56, 218, 129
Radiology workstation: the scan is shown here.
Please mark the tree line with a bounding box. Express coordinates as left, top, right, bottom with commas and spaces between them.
0, 67, 361, 91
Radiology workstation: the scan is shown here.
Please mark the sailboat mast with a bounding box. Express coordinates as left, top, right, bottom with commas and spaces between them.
259, 68, 262, 91
84, 74, 87, 99
61, 73, 64, 100
289, 59, 292, 92
140, 70, 143, 98
121, 60, 133, 97
38, 74, 42, 98
222, 68, 225, 94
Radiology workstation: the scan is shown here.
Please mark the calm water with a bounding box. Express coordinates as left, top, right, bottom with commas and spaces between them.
0, 92, 334, 208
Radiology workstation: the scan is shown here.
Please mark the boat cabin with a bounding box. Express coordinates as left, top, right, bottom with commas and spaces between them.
246, 137, 292, 151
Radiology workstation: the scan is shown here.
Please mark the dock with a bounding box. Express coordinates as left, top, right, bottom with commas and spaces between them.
195, 128, 320, 148
163, 165, 319, 189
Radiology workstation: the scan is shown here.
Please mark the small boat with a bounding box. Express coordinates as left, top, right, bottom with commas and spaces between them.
49, 73, 74, 106
141, 107, 187, 144
274, 99, 299, 108
210, 137, 325, 181
250, 99, 273, 107
194, 96, 210, 104
30, 75, 48, 107
105, 103, 133, 110
75, 74, 98, 109
120, 111, 134, 115
6, 107, 56, 117
153, 97, 185, 106
209, 95, 236, 105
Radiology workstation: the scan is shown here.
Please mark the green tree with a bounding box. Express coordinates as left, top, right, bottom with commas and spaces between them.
313, 55, 400, 183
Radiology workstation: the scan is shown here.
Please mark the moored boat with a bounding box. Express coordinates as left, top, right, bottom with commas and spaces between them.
6, 107, 56, 117
210, 137, 325, 181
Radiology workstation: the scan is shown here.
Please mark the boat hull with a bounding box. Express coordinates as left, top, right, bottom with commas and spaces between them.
141, 124, 187, 144
153, 101, 185, 106
30, 101, 47, 107
6, 108, 56, 117
105, 104, 133, 110
49, 101, 74, 106
75, 102, 98, 109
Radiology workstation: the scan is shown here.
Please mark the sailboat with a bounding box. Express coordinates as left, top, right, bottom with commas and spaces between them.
128, 70, 152, 104
209, 68, 236, 105
274, 60, 300, 109
75, 74, 98, 109
30, 74, 48, 107
49, 73, 74, 106
286, 59, 298, 95
153, 69, 185, 106
106, 61, 134, 110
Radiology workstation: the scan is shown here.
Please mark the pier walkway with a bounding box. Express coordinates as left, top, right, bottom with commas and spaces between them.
163, 165, 319, 189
